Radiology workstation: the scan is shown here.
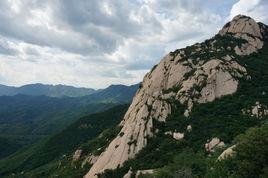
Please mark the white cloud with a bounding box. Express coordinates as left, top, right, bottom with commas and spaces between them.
229, 0, 268, 23
0, 0, 265, 88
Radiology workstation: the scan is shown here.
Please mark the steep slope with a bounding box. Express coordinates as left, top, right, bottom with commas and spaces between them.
0, 83, 96, 98
85, 15, 268, 177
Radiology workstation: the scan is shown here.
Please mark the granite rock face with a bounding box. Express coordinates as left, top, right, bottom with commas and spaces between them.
85, 15, 266, 178
219, 15, 264, 55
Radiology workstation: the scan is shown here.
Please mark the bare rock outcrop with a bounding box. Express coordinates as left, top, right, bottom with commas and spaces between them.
173, 132, 184, 140
85, 15, 265, 177
218, 145, 236, 161
85, 55, 174, 177
187, 125, 192, 132
135, 169, 154, 178
123, 169, 133, 178
165, 131, 184, 141
176, 58, 247, 115
72, 149, 83, 161
205, 138, 225, 152
81, 154, 99, 168
219, 15, 262, 38
219, 15, 264, 55
242, 101, 268, 119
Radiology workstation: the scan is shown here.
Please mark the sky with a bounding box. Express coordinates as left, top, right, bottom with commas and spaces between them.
0, 0, 267, 89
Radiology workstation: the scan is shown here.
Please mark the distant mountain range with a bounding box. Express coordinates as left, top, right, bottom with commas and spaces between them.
0, 83, 139, 159
0, 83, 97, 97
83, 84, 140, 103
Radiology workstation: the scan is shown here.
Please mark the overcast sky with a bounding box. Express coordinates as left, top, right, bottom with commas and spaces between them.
0, 0, 267, 89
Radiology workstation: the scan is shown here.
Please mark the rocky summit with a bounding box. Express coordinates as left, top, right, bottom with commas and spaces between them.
85, 15, 268, 178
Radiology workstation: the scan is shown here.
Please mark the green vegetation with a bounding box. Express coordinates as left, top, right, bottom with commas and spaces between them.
1, 35, 265, 178
0, 95, 116, 158
169, 34, 248, 67
0, 137, 20, 159
208, 122, 268, 178
1, 22, 268, 178
100, 94, 265, 177
162, 85, 181, 94
150, 64, 158, 73
100, 34, 268, 178
0, 84, 138, 158
0, 105, 129, 177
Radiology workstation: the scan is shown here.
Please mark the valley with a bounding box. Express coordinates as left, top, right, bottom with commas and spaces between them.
0, 84, 139, 159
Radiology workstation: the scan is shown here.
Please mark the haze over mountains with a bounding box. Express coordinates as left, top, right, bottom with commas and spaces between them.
0, 83, 139, 159
0, 83, 96, 97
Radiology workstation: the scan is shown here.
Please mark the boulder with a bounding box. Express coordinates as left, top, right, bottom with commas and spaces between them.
205, 138, 225, 152
186, 125, 192, 132
218, 145, 236, 161
72, 149, 82, 161
123, 168, 133, 178
242, 101, 268, 119
173, 132, 184, 140
135, 169, 154, 178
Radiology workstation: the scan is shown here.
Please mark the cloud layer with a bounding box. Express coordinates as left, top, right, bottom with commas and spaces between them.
0, 0, 266, 88
229, 0, 268, 23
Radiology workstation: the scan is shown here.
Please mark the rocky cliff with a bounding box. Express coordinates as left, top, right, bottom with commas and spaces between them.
85, 15, 268, 178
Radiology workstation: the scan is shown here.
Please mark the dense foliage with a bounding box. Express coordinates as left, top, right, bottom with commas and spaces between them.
0, 105, 128, 177
100, 36, 268, 178
0, 137, 20, 159
206, 122, 268, 178
0, 95, 116, 158
0, 84, 138, 158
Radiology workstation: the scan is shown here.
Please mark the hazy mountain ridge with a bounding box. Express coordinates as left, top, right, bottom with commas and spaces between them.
0, 83, 139, 159
0, 83, 96, 98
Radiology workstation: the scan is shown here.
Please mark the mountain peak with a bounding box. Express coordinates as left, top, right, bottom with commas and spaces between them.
232, 14, 251, 21
85, 15, 268, 178
219, 14, 262, 39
